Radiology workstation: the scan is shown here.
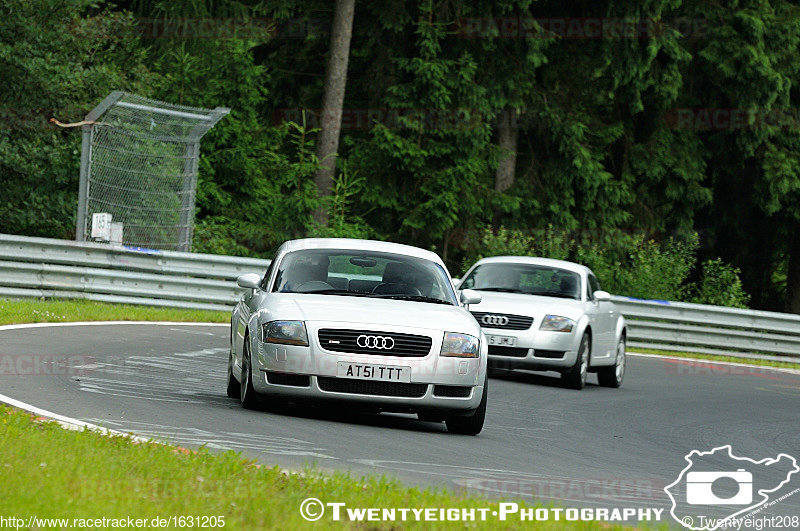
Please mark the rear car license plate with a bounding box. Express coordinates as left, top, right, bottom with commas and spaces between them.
487, 334, 517, 347
336, 362, 411, 383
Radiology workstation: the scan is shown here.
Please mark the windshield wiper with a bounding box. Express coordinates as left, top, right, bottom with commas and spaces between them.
369, 294, 453, 305
476, 287, 525, 293
296, 289, 372, 296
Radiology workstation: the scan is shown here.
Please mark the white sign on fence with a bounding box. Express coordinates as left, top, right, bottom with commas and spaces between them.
91, 213, 112, 241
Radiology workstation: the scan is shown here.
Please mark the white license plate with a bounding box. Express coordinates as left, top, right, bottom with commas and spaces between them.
487, 334, 517, 347
336, 362, 411, 383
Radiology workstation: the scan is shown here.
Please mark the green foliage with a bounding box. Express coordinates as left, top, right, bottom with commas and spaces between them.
690, 259, 751, 308
309, 162, 374, 240
0, 0, 795, 310
0, 0, 154, 238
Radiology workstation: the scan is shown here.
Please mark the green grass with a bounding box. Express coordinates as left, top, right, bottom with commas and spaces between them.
0, 298, 229, 326
0, 405, 647, 530
628, 347, 800, 371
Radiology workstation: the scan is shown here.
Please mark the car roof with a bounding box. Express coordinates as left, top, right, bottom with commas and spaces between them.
471, 255, 592, 276
280, 238, 445, 266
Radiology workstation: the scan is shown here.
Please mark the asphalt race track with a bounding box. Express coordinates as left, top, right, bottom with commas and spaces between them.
2, 322, 799, 527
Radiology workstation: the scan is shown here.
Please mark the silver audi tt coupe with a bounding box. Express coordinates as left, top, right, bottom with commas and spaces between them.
458, 256, 626, 390
227, 238, 489, 434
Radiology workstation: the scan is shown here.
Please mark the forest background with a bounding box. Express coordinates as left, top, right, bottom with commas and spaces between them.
2, 0, 799, 312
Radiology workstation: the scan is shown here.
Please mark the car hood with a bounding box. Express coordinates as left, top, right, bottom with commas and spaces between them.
467, 291, 585, 320
262, 294, 481, 335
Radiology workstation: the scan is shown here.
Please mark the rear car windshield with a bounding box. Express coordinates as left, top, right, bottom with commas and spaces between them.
460, 263, 582, 300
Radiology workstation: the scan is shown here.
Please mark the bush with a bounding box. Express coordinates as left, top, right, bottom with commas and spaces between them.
689, 259, 751, 308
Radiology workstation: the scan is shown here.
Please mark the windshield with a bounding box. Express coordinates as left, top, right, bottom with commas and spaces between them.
460, 263, 582, 300
271, 249, 458, 305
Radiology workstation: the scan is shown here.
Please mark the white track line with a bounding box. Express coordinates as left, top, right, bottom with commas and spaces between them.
0, 321, 225, 441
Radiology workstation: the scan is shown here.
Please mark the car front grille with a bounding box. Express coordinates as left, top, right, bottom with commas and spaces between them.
488, 345, 530, 357
471, 312, 533, 330
317, 377, 427, 398
433, 385, 472, 398
317, 329, 432, 357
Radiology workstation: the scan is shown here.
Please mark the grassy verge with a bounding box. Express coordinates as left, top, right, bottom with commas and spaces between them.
628, 348, 800, 371
0, 405, 644, 530
0, 298, 228, 326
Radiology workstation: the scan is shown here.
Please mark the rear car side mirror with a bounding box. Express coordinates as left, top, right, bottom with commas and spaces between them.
460, 289, 482, 305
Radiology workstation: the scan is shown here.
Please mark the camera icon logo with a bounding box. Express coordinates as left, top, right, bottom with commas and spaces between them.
686, 469, 753, 505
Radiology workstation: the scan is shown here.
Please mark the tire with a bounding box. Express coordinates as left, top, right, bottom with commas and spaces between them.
598, 335, 626, 388
225, 350, 240, 399
239, 336, 261, 410
445, 377, 488, 435
562, 332, 589, 390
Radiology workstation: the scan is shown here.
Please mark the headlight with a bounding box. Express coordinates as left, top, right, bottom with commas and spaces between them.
262, 320, 308, 346
539, 315, 575, 332
440, 332, 480, 358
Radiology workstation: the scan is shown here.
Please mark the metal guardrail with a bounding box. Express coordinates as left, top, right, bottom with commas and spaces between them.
1, 234, 798, 361
0, 234, 269, 312
611, 297, 800, 362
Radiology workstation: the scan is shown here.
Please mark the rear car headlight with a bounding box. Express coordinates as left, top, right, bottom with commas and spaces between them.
440, 332, 480, 358
263, 320, 308, 346
539, 315, 575, 332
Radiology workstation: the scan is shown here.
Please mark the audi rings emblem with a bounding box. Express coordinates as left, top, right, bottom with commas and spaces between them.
356, 335, 395, 350
481, 314, 509, 326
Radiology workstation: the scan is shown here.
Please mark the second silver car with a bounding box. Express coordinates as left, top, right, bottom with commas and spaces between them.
458, 256, 626, 390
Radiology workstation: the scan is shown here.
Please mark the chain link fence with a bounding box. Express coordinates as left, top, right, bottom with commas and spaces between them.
75, 91, 228, 251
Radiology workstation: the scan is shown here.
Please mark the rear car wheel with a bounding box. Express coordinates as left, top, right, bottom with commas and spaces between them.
226, 350, 240, 399
445, 378, 487, 435
597, 335, 625, 388
239, 337, 260, 410
562, 332, 589, 390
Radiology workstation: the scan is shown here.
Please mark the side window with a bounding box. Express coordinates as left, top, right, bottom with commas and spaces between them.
587, 274, 600, 300
260, 256, 277, 291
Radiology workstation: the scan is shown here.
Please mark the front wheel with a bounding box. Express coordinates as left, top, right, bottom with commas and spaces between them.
562, 333, 589, 390
445, 378, 487, 435
597, 336, 626, 388
239, 337, 260, 409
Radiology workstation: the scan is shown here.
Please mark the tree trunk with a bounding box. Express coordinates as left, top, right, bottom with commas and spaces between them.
492, 107, 518, 229
312, 0, 356, 227
786, 220, 800, 314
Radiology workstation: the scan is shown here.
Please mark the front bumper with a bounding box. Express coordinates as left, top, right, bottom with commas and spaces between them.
484, 329, 580, 371
250, 323, 485, 412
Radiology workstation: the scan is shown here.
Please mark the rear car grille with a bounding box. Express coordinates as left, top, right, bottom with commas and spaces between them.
266, 371, 310, 387
471, 312, 533, 330
317, 377, 427, 397
317, 329, 432, 357
488, 346, 530, 357
433, 385, 472, 398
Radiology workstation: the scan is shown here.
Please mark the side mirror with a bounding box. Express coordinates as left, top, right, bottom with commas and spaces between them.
236, 273, 262, 290
460, 289, 482, 305
593, 290, 611, 301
